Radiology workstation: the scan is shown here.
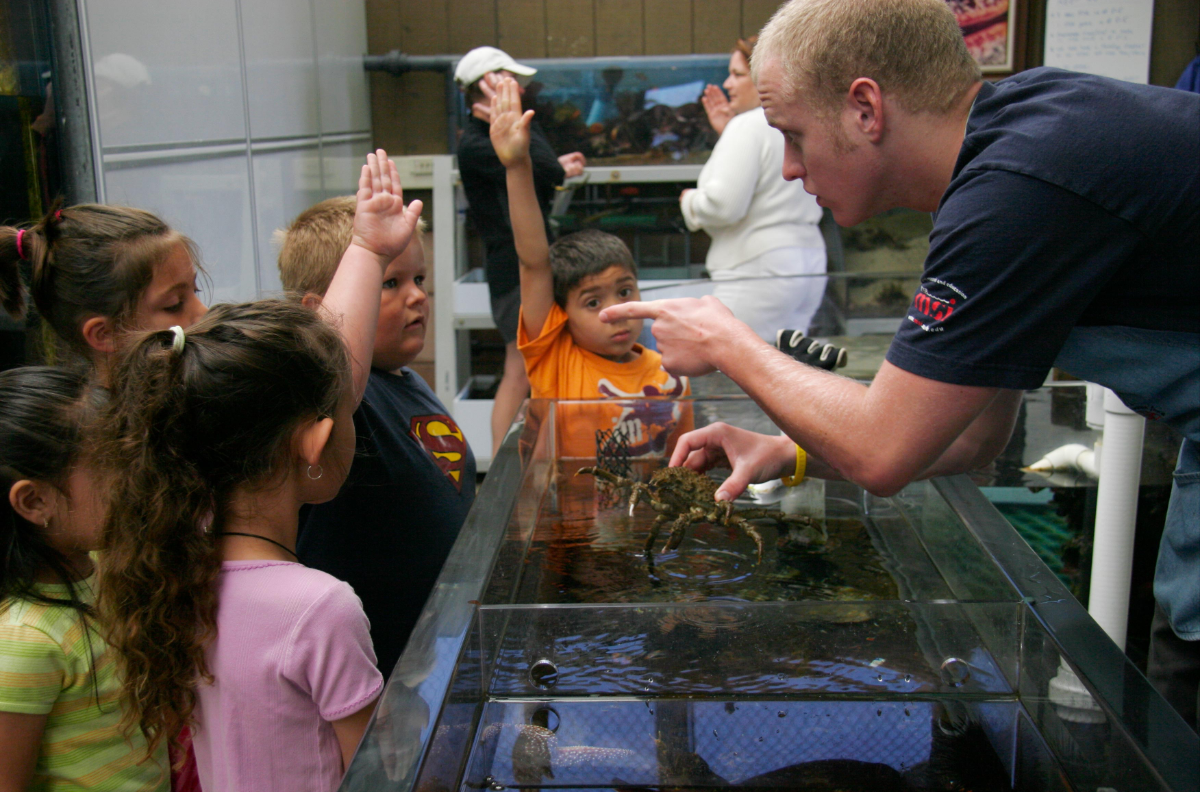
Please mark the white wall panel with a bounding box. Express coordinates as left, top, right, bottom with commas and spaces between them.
83, 0, 372, 302
314, 0, 371, 134
321, 137, 373, 199
86, 0, 245, 148
104, 154, 257, 304
240, 0, 320, 139
251, 144, 326, 296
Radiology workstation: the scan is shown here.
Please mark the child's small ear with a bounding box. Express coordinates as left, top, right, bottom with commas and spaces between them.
296, 416, 335, 469
300, 292, 323, 311
9, 480, 57, 527
80, 316, 117, 354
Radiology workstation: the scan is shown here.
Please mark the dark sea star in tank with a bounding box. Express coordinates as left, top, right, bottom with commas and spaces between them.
576, 466, 823, 563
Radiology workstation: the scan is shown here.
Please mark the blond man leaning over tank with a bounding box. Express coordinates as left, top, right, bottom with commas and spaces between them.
602, 0, 1200, 730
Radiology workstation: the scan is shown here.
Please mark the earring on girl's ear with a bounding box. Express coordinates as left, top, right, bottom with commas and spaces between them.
306, 464, 324, 481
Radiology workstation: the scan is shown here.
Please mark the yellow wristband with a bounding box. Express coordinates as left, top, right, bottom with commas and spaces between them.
781, 445, 807, 486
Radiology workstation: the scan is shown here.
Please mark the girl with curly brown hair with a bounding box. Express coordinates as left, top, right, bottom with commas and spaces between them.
95, 152, 423, 792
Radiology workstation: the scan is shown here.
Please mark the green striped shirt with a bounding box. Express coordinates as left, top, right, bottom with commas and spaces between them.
0, 576, 169, 792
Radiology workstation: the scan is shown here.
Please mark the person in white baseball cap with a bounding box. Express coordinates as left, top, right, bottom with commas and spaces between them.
454, 46, 537, 90
454, 46, 586, 455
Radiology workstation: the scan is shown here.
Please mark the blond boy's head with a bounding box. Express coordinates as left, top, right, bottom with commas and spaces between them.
277, 196, 356, 297
277, 197, 430, 371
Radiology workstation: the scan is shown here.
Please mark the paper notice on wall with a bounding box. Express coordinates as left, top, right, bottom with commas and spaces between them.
1044, 0, 1155, 84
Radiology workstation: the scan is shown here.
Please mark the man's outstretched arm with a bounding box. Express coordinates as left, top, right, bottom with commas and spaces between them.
606, 297, 1014, 496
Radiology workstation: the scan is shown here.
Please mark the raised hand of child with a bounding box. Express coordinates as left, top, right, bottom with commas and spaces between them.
351, 149, 424, 263
489, 76, 534, 168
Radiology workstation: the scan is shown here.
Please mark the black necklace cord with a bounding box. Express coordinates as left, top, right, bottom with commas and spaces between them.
216, 531, 299, 561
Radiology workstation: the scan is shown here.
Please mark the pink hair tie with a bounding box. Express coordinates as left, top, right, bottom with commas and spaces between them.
54, 210, 63, 221
15, 229, 27, 260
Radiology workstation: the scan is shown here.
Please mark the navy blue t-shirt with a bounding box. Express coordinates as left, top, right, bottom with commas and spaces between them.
887, 68, 1199, 437
297, 368, 476, 677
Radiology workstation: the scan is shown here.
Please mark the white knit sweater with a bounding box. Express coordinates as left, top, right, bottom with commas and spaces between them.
681, 106, 824, 274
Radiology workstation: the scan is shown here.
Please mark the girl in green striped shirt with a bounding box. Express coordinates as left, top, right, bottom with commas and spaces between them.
0, 367, 168, 792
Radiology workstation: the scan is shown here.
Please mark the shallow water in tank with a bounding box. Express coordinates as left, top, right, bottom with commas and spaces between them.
494, 459, 941, 607
464, 459, 1080, 790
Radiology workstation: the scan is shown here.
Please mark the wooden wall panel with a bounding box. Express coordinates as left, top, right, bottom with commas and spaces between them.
398, 0, 449, 52
449, 0, 498, 51
365, 0, 406, 53
741, 0, 781, 39
595, 0, 644, 55
368, 0, 811, 154
1149, 0, 1200, 87
498, 0, 548, 58
399, 72, 452, 153
547, 0, 596, 57
693, 0, 741, 54
643, 0, 691, 55
369, 75, 406, 153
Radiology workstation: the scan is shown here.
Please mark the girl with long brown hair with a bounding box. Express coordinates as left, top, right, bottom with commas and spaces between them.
0, 366, 169, 790
95, 152, 422, 792
0, 203, 207, 371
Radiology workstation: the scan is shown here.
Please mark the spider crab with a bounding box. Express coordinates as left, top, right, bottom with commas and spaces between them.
576, 466, 823, 563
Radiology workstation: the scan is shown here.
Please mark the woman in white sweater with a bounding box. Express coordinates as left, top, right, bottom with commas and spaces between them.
680, 36, 827, 341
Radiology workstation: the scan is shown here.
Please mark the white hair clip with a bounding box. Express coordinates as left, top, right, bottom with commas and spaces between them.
170, 325, 186, 353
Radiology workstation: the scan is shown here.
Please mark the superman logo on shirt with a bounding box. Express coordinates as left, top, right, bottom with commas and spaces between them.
410, 415, 468, 491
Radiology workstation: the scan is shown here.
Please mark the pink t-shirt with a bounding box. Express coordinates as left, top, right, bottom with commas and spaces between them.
192, 561, 383, 792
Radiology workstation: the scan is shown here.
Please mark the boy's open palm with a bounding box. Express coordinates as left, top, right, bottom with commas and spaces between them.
352, 149, 424, 261
489, 77, 534, 168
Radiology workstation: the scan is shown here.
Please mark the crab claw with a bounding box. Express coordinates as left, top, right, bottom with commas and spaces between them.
577, 466, 621, 484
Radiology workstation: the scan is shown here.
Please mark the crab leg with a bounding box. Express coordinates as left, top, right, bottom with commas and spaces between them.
733, 507, 787, 522
727, 516, 765, 563
628, 482, 651, 517
663, 508, 707, 553
576, 466, 623, 485
644, 514, 672, 554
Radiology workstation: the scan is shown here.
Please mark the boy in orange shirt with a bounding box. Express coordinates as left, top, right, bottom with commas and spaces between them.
489, 76, 690, 458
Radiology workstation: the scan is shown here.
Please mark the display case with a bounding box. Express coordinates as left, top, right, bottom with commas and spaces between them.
454, 55, 729, 166
342, 397, 1197, 792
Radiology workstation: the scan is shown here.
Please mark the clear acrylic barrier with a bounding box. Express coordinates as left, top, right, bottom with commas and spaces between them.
343, 398, 1198, 792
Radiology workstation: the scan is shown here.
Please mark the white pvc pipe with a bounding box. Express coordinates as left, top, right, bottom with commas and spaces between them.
1086, 389, 1145, 650
1085, 382, 1107, 430
1027, 443, 1099, 478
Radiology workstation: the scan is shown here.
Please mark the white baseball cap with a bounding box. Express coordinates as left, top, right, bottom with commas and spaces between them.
454, 47, 537, 89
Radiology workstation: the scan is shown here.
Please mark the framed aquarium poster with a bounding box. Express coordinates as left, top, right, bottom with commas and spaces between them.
946, 0, 1017, 73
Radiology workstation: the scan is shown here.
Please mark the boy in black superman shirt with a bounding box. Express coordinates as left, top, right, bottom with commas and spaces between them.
278, 197, 476, 678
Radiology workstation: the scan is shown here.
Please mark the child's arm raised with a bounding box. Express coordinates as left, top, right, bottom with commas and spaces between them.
489, 77, 554, 340
322, 150, 423, 402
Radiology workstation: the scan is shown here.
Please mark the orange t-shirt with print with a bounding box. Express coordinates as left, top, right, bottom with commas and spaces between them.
518, 303, 692, 459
